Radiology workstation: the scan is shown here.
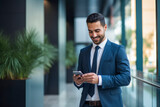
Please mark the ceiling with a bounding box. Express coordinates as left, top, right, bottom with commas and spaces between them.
67, 0, 130, 18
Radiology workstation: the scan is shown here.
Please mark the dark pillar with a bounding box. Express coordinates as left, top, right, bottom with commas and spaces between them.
0, 0, 26, 37
156, 0, 160, 76
157, 88, 160, 107
156, 0, 160, 105
0, 1, 26, 107
136, 0, 143, 72
121, 0, 126, 47
66, 0, 74, 41
0, 0, 44, 107
66, 0, 75, 83
44, 0, 59, 94
44, 0, 66, 95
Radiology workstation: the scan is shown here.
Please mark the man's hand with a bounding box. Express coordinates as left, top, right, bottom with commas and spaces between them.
73, 74, 84, 85
82, 73, 99, 84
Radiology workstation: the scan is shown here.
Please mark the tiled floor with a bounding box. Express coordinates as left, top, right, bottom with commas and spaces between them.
44, 83, 131, 107
44, 83, 82, 107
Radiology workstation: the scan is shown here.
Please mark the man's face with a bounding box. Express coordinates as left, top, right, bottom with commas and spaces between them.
87, 21, 107, 45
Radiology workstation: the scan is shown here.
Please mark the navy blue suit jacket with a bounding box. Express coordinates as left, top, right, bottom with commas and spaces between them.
75, 40, 131, 107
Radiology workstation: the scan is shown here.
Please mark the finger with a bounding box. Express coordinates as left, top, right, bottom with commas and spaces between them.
83, 77, 94, 81
74, 78, 82, 83
76, 75, 82, 79
77, 79, 83, 82
83, 73, 95, 77
76, 75, 81, 77
85, 80, 94, 84
73, 74, 78, 78
73, 75, 76, 80
83, 74, 95, 79
77, 79, 84, 84
73, 75, 79, 80
77, 76, 84, 80
83, 77, 95, 83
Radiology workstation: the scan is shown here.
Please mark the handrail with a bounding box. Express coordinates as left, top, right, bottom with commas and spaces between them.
132, 75, 160, 88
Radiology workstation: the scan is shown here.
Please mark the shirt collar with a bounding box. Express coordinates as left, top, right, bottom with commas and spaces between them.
92, 38, 107, 49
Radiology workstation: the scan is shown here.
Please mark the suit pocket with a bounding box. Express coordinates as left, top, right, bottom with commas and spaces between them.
110, 88, 121, 95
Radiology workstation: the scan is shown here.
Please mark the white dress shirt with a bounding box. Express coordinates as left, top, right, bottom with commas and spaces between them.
86, 38, 107, 101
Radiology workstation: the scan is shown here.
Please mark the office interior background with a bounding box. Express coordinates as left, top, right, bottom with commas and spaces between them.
0, 0, 160, 107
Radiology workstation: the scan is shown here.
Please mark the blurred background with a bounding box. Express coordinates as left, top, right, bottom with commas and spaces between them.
0, 0, 160, 107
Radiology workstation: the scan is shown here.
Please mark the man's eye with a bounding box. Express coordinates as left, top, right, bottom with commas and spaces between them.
89, 31, 92, 33
95, 30, 100, 33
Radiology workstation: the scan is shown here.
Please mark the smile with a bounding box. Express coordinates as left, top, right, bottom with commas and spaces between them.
91, 36, 100, 39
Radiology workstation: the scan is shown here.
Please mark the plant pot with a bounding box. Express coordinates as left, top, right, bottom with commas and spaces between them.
0, 70, 44, 107
0, 80, 26, 107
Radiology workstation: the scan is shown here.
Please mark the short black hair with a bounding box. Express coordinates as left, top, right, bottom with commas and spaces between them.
86, 13, 105, 26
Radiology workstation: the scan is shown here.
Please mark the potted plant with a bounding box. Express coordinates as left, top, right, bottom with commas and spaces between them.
65, 41, 77, 83
0, 29, 57, 107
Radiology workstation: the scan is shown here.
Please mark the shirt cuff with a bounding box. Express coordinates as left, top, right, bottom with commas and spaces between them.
98, 75, 102, 86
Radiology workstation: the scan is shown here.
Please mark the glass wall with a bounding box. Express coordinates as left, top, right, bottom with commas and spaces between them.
142, 0, 157, 74
107, 12, 121, 43
122, 70, 160, 107
124, 0, 157, 74
122, 75, 159, 107
122, 0, 160, 107
125, 0, 137, 71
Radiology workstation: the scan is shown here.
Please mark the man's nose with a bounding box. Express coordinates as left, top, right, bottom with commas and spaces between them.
92, 32, 97, 37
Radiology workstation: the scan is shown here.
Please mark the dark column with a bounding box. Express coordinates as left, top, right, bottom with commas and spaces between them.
0, 0, 44, 107
66, 0, 74, 41
0, 1, 26, 107
157, 88, 160, 107
44, 0, 59, 94
44, 0, 66, 95
136, 0, 143, 72
156, 0, 160, 76
136, 0, 144, 103
0, 0, 26, 37
156, 0, 160, 105
121, 0, 126, 47
66, 0, 75, 83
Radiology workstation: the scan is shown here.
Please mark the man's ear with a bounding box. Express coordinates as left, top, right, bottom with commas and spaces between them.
104, 24, 107, 31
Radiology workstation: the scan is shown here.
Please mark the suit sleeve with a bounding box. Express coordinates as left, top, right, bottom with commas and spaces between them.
101, 46, 131, 89
74, 49, 84, 89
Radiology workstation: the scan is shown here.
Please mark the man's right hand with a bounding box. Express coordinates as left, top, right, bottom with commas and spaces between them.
73, 74, 84, 85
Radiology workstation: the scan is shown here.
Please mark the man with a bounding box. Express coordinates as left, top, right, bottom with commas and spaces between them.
73, 13, 130, 107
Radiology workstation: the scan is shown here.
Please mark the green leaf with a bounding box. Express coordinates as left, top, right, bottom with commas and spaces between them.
0, 29, 58, 79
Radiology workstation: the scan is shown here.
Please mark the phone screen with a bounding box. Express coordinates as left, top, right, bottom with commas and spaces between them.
73, 71, 83, 75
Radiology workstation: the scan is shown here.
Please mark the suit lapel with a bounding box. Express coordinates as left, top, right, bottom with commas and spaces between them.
98, 40, 111, 75
86, 44, 92, 73
84, 45, 92, 94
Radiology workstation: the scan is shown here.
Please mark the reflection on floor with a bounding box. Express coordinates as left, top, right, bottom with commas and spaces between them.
44, 83, 82, 107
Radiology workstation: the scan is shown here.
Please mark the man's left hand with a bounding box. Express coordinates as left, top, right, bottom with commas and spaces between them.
82, 73, 99, 84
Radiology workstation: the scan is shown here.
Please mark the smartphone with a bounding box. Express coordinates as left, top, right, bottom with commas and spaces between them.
73, 71, 83, 76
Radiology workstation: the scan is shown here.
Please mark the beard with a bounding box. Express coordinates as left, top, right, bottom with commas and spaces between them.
91, 34, 105, 45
